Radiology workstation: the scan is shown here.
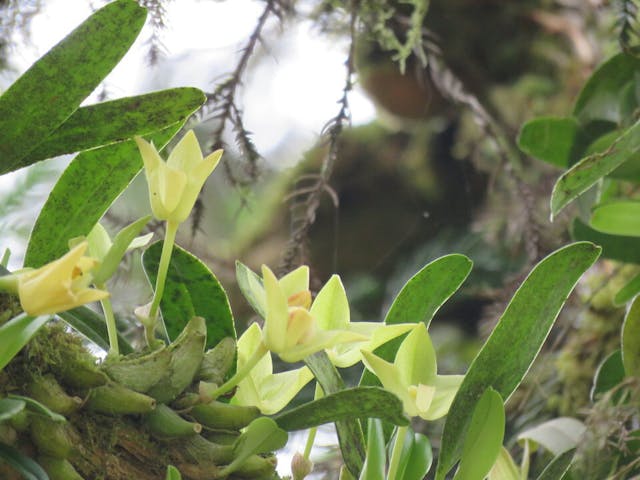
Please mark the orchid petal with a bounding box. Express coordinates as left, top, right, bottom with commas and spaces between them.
310, 274, 350, 330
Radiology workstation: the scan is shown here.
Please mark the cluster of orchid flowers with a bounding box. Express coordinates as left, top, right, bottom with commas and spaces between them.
0, 129, 463, 441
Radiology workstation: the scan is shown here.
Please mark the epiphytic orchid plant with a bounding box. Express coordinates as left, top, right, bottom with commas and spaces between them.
0, 2, 605, 480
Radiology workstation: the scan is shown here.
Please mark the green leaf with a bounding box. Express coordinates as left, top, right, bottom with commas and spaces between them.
590, 201, 640, 236
397, 430, 433, 480
93, 215, 152, 285
550, 120, 640, 218
0, 315, 50, 371
0, 0, 146, 173
361, 254, 472, 386
590, 349, 625, 401
142, 242, 235, 348
236, 261, 266, 318
517, 117, 583, 168
0, 443, 49, 480
274, 387, 409, 431
306, 351, 365, 477
517, 418, 585, 456
573, 53, 640, 124
220, 417, 288, 477
59, 306, 133, 354
614, 271, 640, 305
20, 88, 205, 168
359, 418, 386, 480
165, 465, 182, 480
25, 122, 184, 268
436, 242, 600, 480
535, 449, 575, 480
572, 218, 640, 263
623, 296, 640, 377
7, 394, 66, 423
487, 447, 520, 480
453, 388, 505, 480
0, 398, 25, 422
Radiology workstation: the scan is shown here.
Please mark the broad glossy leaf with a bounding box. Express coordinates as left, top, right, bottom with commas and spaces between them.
0, 443, 49, 480
550, 120, 640, 218
0, 315, 50, 370
623, 296, 640, 377
274, 387, 409, 431
0, 398, 25, 422
590, 349, 625, 401
614, 271, 640, 305
535, 449, 575, 480
517, 418, 585, 456
0, 0, 146, 172
143, 242, 235, 348
453, 388, 504, 480
25, 123, 183, 268
590, 201, 640, 236
572, 218, 640, 263
359, 418, 385, 480
397, 430, 433, 480
221, 417, 287, 476
361, 254, 472, 386
573, 53, 640, 124
436, 242, 600, 480
59, 306, 133, 354
306, 351, 365, 477
20, 88, 204, 167
517, 117, 583, 168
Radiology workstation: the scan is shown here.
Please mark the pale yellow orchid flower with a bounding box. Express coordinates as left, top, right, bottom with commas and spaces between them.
232, 323, 314, 414
310, 275, 415, 368
361, 323, 463, 420
262, 265, 367, 363
135, 130, 223, 224
14, 242, 109, 316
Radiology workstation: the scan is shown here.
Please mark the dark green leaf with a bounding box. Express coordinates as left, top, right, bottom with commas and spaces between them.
274, 387, 409, 431
536, 449, 575, 480
573, 53, 640, 124
623, 297, 640, 377
590, 350, 625, 401
436, 242, 600, 480
59, 306, 133, 354
572, 218, 640, 263
0, 0, 146, 172
20, 88, 205, 168
0, 315, 50, 371
359, 418, 385, 480
143, 242, 235, 349
0, 443, 49, 480
361, 254, 472, 387
550, 120, 640, 218
25, 123, 183, 268
306, 351, 365, 477
0, 398, 25, 422
517, 117, 583, 168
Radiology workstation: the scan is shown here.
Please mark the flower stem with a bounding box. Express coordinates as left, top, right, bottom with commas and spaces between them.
145, 220, 178, 344
387, 425, 407, 480
303, 383, 324, 459
210, 342, 269, 399
98, 284, 118, 356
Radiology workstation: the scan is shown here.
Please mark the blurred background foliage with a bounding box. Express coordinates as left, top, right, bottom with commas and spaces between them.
0, 0, 636, 476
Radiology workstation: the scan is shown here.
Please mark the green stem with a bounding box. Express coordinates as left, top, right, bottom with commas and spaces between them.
303, 383, 324, 459
210, 342, 269, 399
98, 284, 118, 356
387, 425, 407, 480
145, 220, 178, 345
